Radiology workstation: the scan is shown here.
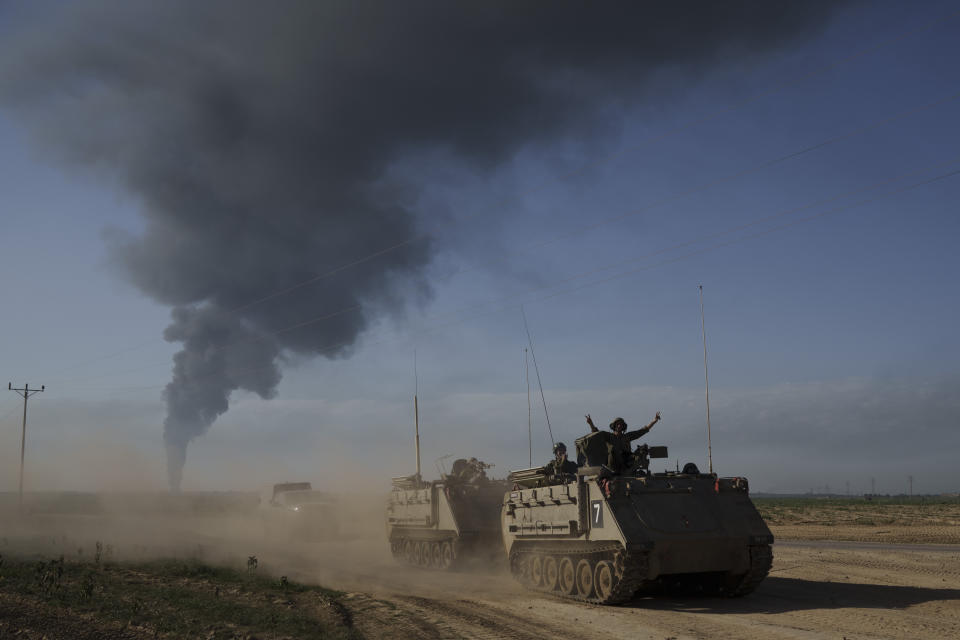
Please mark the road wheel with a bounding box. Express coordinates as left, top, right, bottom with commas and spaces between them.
530, 555, 544, 586
430, 542, 442, 568
439, 541, 454, 569
594, 560, 614, 601
403, 539, 415, 564
542, 556, 559, 591
576, 559, 594, 598
558, 557, 577, 595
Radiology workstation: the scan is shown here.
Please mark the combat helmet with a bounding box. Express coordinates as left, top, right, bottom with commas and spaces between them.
609, 417, 628, 431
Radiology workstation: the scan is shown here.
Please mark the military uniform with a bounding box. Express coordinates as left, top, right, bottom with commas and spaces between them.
585, 415, 659, 472
450, 457, 487, 483
543, 457, 579, 478
600, 425, 653, 471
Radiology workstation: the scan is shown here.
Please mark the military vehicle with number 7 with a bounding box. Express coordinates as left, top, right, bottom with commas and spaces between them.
501, 432, 774, 604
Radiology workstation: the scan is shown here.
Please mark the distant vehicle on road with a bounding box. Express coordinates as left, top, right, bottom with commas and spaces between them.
259, 482, 338, 541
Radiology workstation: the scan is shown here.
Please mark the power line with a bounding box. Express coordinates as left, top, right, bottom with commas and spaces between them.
214, 4, 960, 319
525, 168, 960, 307
39, 8, 960, 382
88, 160, 960, 397
48, 88, 960, 390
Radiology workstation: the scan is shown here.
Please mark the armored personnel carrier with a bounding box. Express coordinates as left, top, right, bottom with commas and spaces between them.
387, 458, 508, 570
502, 432, 773, 604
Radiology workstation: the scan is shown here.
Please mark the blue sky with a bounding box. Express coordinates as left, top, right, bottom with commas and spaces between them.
0, 1, 958, 495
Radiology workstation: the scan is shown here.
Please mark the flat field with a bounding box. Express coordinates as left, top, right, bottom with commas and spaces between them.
757, 496, 960, 544
1, 493, 958, 639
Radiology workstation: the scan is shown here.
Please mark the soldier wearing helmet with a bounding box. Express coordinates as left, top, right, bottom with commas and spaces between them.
543, 441, 578, 481
585, 411, 661, 472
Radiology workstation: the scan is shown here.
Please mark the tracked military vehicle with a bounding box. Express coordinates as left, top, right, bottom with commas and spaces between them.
387, 458, 508, 569
502, 432, 773, 604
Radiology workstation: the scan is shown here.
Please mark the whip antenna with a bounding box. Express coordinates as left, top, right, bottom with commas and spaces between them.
525, 347, 532, 467
414, 349, 421, 480
521, 306, 555, 447
699, 285, 714, 474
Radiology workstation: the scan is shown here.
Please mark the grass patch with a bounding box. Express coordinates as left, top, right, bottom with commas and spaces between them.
0, 553, 360, 639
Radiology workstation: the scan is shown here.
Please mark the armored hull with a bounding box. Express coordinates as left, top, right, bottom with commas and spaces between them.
387, 474, 508, 570
502, 438, 773, 604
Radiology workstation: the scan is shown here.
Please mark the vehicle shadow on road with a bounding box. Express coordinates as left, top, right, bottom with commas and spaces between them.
623, 577, 960, 613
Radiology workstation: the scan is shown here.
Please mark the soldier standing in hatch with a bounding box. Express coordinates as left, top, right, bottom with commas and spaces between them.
543, 442, 578, 481
585, 411, 661, 472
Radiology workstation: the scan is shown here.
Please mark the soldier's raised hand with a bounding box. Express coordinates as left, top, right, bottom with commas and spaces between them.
585, 414, 598, 432
644, 411, 662, 431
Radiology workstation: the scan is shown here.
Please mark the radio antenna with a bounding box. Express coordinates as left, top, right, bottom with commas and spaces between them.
525, 347, 532, 467
699, 285, 714, 474
521, 306, 555, 447
414, 349, 421, 480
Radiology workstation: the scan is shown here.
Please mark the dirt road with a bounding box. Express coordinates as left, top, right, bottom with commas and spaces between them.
283, 535, 960, 640
3, 508, 959, 639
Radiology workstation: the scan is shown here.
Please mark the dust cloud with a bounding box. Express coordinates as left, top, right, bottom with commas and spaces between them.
0, 488, 511, 599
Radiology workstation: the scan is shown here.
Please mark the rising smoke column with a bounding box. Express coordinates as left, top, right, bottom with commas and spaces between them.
0, 1, 853, 489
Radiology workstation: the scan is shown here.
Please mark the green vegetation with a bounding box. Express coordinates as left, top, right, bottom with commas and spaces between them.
0, 552, 359, 639
754, 495, 960, 527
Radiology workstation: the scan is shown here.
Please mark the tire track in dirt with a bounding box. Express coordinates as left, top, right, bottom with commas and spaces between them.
340, 592, 591, 640
398, 595, 584, 640
333, 540, 960, 640
783, 547, 960, 582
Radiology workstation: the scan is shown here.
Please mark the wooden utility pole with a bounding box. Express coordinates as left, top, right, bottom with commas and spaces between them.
8, 382, 44, 511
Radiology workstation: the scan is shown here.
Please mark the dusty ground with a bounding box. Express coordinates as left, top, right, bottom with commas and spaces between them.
758, 498, 960, 545
301, 533, 960, 640
2, 495, 959, 639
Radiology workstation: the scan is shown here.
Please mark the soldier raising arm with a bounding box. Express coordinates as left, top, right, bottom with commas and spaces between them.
586, 411, 662, 470
586, 413, 599, 433
622, 411, 662, 442
586, 412, 661, 439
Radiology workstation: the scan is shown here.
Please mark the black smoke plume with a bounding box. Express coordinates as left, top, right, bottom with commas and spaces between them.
0, 1, 851, 489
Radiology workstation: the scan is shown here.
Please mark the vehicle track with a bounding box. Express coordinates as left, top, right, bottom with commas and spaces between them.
334, 540, 960, 640
341, 591, 599, 640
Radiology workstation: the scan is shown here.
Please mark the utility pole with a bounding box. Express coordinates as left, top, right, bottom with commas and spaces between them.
8, 382, 44, 511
